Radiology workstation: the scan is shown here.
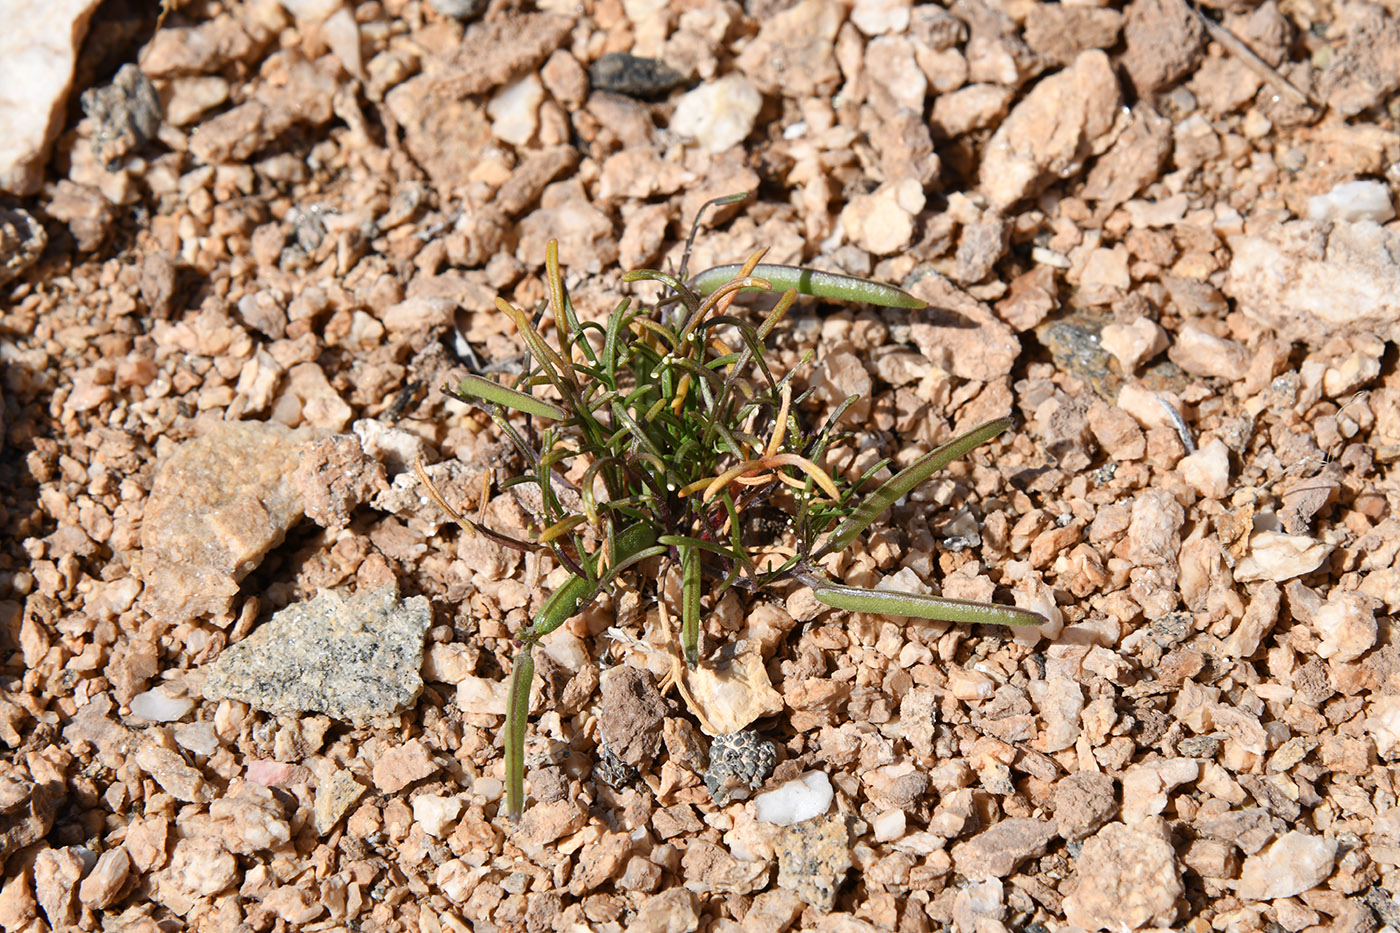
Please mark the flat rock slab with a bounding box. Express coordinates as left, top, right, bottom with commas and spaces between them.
141, 420, 319, 625
0, 0, 104, 195
202, 582, 431, 724
1225, 218, 1400, 346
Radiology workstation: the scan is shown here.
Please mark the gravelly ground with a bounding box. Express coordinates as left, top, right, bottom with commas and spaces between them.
3, 0, 1400, 931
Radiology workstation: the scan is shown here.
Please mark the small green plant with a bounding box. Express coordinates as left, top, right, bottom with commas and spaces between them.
427, 198, 1045, 820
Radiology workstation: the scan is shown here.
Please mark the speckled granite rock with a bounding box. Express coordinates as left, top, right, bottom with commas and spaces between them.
202, 581, 431, 724
775, 812, 853, 911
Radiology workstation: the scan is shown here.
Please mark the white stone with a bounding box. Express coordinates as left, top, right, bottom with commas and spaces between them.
1306, 179, 1395, 224
1312, 591, 1377, 662
0, 0, 105, 195
412, 795, 464, 837
1236, 831, 1337, 901
872, 810, 906, 842
1367, 695, 1400, 758
1234, 532, 1333, 583
754, 771, 834, 826
488, 74, 544, 148
129, 687, 196, 722
670, 74, 762, 153
851, 0, 912, 34
1178, 438, 1231, 499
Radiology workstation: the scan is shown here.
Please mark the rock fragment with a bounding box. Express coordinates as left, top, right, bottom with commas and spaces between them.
1311, 591, 1377, 662
1177, 437, 1230, 499
140, 420, 318, 625
590, 52, 685, 98
841, 179, 925, 256
630, 888, 699, 933
202, 582, 432, 723
0, 206, 46, 288
1063, 821, 1182, 931
1119, 0, 1206, 97
978, 50, 1120, 210
313, 769, 366, 835
436, 13, 572, 98
1053, 771, 1117, 841
1317, 3, 1400, 116
77, 847, 130, 910
1234, 532, 1333, 583
704, 730, 777, 805
80, 63, 162, 166
293, 432, 388, 529
736, 0, 842, 95
0, 0, 104, 195
373, 739, 439, 793
33, 848, 84, 929
670, 74, 762, 153
907, 273, 1022, 382
775, 813, 852, 911
1226, 219, 1400, 346
1236, 830, 1337, 901
598, 667, 666, 767
0, 776, 60, 871
952, 818, 1056, 878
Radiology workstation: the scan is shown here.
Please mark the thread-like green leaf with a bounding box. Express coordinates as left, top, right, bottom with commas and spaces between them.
691, 263, 926, 309
815, 417, 1012, 560
454, 374, 566, 420
812, 584, 1046, 626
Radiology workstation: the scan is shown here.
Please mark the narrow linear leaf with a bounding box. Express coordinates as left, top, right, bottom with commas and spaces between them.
539, 514, 586, 543
454, 374, 566, 420
812, 585, 1046, 627
691, 263, 926, 309
681, 544, 701, 667
658, 534, 744, 561
816, 417, 1011, 559
504, 649, 535, 821
497, 297, 570, 386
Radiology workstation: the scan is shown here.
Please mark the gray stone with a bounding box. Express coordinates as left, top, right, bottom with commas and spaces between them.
203, 582, 431, 724
80, 63, 161, 167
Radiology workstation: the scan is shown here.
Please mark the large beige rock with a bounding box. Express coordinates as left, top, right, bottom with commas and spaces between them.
978, 50, 1120, 210
0, 0, 104, 195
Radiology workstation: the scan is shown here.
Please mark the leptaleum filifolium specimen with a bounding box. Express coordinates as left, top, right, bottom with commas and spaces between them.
429, 197, 1047, 820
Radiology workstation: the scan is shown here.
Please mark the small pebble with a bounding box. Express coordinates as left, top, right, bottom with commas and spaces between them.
754, 771, 833, 826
